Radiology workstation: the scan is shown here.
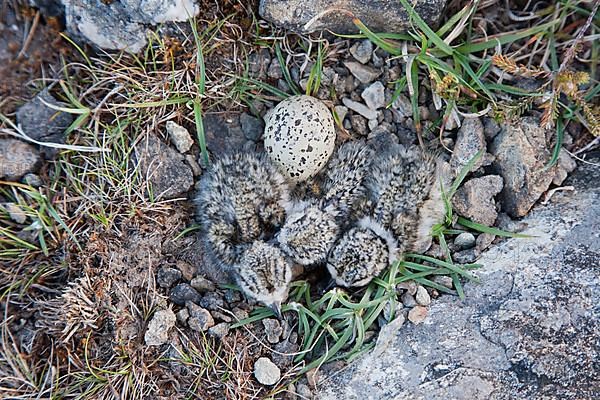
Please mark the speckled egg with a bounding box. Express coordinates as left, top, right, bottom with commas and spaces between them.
264, 95, 335, 182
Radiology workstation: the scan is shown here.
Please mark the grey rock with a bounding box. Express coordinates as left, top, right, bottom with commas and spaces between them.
208, 322, 230, 339
450, 117, 486, 174
186, 302, 215, 332
169, 283, 201, 305
453, 175, 504, 226
432, 275, 453, 289
491, 117, 558, 217
259, 0, 446, 34
166, 121, 193, 153
334, 105, 349, 123
253, 357, 281, 386
203, 113, 247, 156
343, 61, 381, 84
318, 162, 600, 399
134, 134, 194, 199
239, 113, 265, 142
350, 40, 373, 64
248, 48, 271, 79
397, 280, 417, 295
262, 318, 283, 344
16, 89, 73, 152
157, 267, 182, 289
454, 232, 476, 250
361, 81, 386, 111
271, 339, 300, 367
144, 308, 176, 346
415, 286, 431, 306
190, 276, 216, 293
342, 98, 378, 120
368, 118, 379, 131
0, 138, 40, 180
63, 0, 199, 52
553, 149, 577, 185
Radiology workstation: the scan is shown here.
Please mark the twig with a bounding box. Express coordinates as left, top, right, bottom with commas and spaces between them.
17, 10, 40, 59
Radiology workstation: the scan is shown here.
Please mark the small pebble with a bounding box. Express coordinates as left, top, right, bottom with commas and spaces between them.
350, 115, 368, 136
454, 232, 476, 250
361, 81, 386, 110
169, 283, 201, 305
254, 357, 281, 386
415, 286, 431, 306
408, 305, 428, 325
157, 267, 182, 289
349, 39, 373, 64
3, 203, 27, 224
208, 322, 230, 339
432, 275, 454, 289
166, 121, 194, 153
334, 105, 349, 123
240, 113, 265, 142
190, 276, 216, 293
186, 302, 215, 332
144, 308, 176, 346
176, 308, 189, 325
22, 173, 43, 187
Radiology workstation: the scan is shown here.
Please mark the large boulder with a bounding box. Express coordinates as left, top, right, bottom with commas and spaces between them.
317, 159, 599, 399
259, 0, 447, 34
62, 0, 200, 53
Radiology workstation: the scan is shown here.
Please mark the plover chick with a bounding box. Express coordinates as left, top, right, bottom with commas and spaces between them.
277, 141, 374, 266
196, 151, 290, 269
235, 241, 292, 317
326, 217, 399, 287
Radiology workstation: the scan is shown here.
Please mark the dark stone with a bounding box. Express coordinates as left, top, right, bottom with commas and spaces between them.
203, 114, 247, 156
169, 283, 201, 305
134, 134, 194, 199
16, 89, 73, 157
240, 113, 265, 142
157, 267, 182, 289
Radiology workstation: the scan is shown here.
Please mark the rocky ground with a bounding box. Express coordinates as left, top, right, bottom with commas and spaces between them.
1, 1, 599, 399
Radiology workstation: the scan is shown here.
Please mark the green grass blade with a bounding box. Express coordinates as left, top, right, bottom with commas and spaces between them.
398, 0, 454, 55
457, 217, 532, 238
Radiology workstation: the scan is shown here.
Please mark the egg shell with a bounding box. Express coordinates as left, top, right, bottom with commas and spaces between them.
264, 95, 335, 182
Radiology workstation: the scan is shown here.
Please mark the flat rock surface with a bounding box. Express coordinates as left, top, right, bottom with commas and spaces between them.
318, 159, 600, 400
259, 0, 447, 34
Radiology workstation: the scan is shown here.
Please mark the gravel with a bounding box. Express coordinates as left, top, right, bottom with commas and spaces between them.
190, 275, 216, 293
342, 98, 378, 120
0, 138, 40, 181
262, 318, 283, 344
401, 292, 417, 307
343, 61, 381, 84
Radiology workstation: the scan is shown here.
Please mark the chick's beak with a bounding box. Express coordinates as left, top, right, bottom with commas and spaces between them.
268, 301, 283, 319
